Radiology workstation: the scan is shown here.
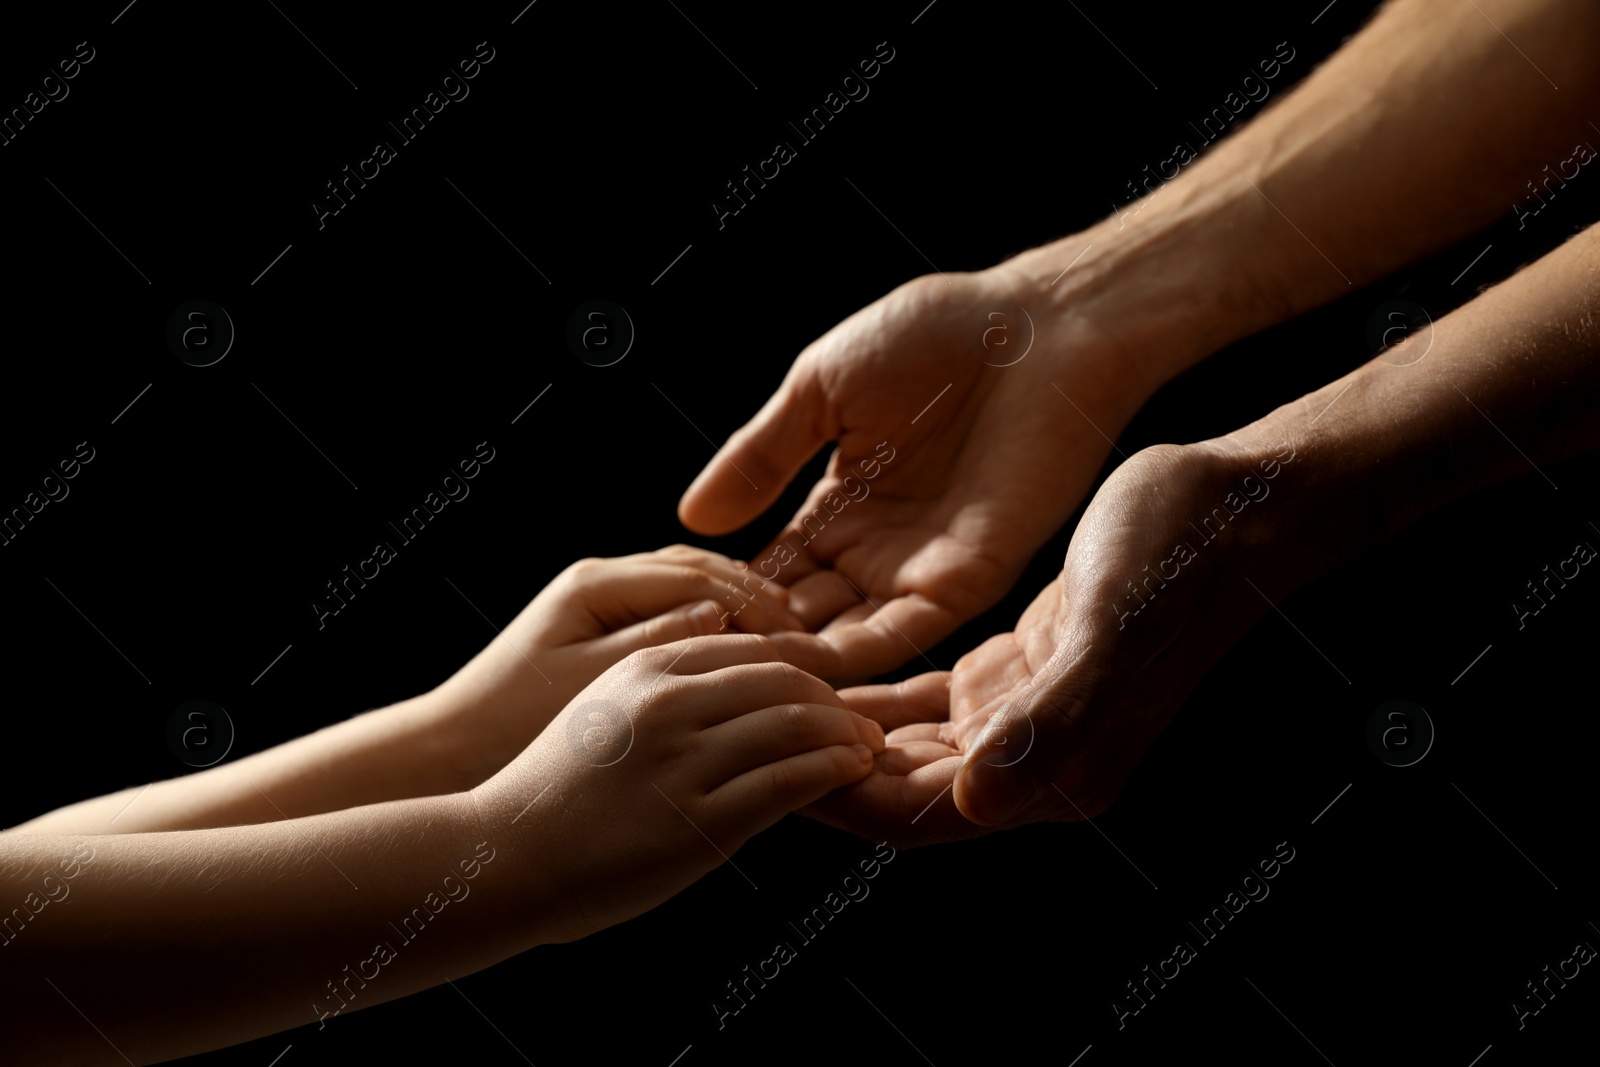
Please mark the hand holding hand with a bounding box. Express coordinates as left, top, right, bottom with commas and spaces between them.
433, 545, 825, 785
475, 634, 886, 942
806, 437, 1310, 845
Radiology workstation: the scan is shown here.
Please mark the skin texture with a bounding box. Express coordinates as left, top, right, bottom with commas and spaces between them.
1, 557, 883, 1063
678, 0, 1600, 841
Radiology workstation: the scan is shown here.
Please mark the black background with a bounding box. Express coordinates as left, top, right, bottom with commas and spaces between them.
2, 1, 1598, 1064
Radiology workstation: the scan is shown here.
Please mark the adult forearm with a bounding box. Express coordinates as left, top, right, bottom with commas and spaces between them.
1225, 221, 1600, 571
999, 0, 1600, 396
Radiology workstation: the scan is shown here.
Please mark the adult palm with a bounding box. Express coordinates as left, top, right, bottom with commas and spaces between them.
678, 268, 1145, 684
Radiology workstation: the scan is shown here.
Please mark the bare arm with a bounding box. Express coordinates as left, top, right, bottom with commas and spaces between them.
8, 547, 802, 835
0, 635, 882, 1063
956, 219, 1600, 833
1, 793, 517, 1065
678, 0, 1600, 683
1004, 0, 1600, 394
6, 693, 476, 835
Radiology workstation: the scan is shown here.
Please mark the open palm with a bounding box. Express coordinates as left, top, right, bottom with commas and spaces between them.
678, 269, 1146, 683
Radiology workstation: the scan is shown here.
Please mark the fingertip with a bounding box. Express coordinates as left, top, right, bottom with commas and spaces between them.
852, 712, 887, 751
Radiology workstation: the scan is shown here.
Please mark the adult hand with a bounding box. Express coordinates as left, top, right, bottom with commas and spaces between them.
804, 436, 1315, 845
816, 196, 1600, 843
678, 262, 1153, 683
678, 0, 1600, 690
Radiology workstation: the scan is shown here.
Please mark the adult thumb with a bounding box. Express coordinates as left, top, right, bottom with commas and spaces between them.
952, 644, 1105, 826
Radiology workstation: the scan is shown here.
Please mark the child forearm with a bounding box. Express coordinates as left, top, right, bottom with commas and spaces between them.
6, 691, 488, 835
0, 792, 546, 1064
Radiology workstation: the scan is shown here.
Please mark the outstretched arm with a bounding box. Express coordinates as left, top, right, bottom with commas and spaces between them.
815, 215, 1600, 843
9, 546, 806, 835
2, 635, 882, 1063
679, 0, 1600, 682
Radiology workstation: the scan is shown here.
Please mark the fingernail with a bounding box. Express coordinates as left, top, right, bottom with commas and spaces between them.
960, 758, 1027, 824
851, 743, 874, 763
855, 715, 885, 749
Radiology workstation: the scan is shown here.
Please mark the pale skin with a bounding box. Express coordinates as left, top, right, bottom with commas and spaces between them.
0, 549, 884, 1064
675, 0, 1600, 840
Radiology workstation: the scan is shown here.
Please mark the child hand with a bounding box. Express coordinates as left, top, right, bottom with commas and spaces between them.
432, 545, 828, 785
474, 633, 885, 944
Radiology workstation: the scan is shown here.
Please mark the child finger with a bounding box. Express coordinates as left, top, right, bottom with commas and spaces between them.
590, 562, 803, 634
589, 599, 727, 662
698, 702, 883, 784
705, 744, 877, 827
651, 544, 793, 604
682, 660, 843, 726
634, 632, 786, 680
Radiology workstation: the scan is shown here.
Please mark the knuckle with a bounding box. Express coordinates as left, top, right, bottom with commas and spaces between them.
737, 633, 780, 661
1030, 674, 1104, 737
669, 564, 716, 587
777, 702, 819, 739
563, 557, 607, 584
765, 759, 801, 801
766, 660, 823, 698
627, 642, 679, 676
899, 272, 957, 311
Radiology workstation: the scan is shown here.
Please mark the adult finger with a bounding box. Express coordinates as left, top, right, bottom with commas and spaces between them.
952, 630, 1112, 826
800, 757, 985, 848
678, 365, 832, 536
837, 671, 953, 731
817, 592, 962, 681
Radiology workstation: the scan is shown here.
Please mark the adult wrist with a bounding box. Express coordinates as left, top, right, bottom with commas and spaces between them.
989, 193, 1282, 400
1209, 372, 1424, 583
